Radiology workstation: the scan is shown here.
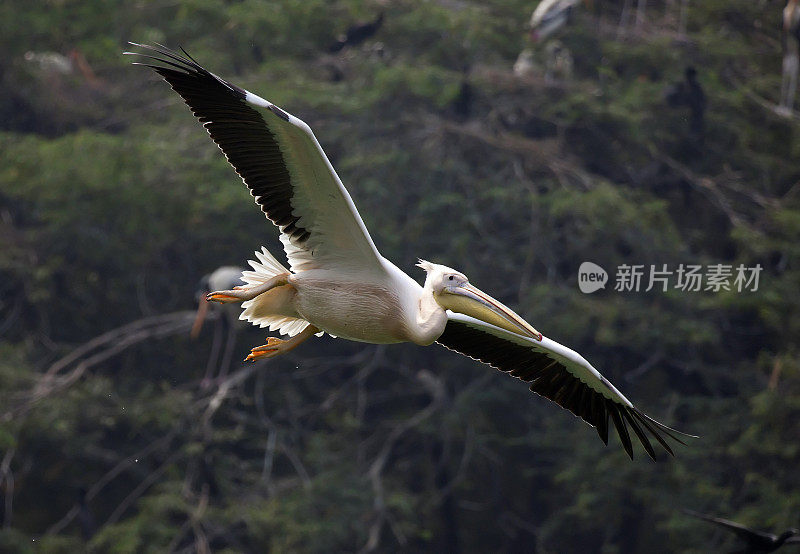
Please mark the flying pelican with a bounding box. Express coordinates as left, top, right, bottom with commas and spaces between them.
684, 510, 800, 553
127, 43, 693, 460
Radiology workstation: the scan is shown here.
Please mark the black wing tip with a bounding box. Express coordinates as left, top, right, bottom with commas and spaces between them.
632, 407, 699, 441
125, 42, 191, 68
125, 42, 194, 73
681, 509, 724, 526
621, 409, 657, 461
525, 388, 693, 461
681, 509, 756, 535
125, 41, 178, 58
621, 406, 700, 461
436, 319, 696, 461
179, 45, 200, 64
608, 403, 634, 459
126, 42, 247, 100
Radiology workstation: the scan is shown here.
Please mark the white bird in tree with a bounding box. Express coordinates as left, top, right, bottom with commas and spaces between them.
520, 0, 581, 84
127, 44, 694, 460
528, 0, 582, 42
191, 266, 246, 386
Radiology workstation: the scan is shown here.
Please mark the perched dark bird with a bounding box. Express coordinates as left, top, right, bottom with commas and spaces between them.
665, 66, 706, 139
451, 81, 473, 120
684, 509, 800, 553
328, 12, 384, 53
450, 66, 473, 120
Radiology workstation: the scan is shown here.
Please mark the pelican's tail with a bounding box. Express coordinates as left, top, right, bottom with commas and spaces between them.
240, 247, 311, 337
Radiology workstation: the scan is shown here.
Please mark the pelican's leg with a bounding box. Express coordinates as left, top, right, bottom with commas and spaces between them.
245, 325, 320, 362
207, 273, 290, 304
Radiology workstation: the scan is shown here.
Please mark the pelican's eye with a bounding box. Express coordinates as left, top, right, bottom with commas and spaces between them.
448, 275, 454, 281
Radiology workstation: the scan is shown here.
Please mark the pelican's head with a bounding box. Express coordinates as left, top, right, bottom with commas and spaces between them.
417, 260, 542, 340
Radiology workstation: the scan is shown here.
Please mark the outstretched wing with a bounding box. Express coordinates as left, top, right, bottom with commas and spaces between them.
682, 510, 779, 545
126, 43, 386, 275
437, 312, 694, 460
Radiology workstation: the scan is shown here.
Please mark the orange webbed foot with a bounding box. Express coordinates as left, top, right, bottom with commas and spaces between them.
244, 338, 287, 362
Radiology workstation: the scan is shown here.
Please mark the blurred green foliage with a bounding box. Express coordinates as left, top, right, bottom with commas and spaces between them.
1, 0, 799, 552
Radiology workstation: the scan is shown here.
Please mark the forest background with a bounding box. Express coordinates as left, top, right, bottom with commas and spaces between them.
1, 0, 799, 552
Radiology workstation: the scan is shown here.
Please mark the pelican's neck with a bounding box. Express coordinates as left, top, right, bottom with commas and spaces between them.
410, 283, 447, 346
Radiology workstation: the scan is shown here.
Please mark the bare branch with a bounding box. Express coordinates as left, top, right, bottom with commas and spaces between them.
45, 432, 177, 536
360, 370, 446, 552
319, 346, 384, 411
6, 311, 203, 421
105, 451, 183, 526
